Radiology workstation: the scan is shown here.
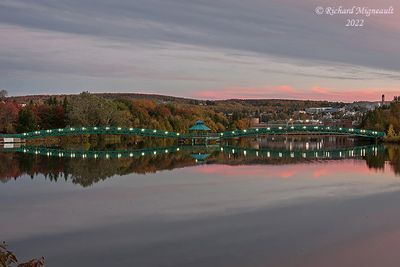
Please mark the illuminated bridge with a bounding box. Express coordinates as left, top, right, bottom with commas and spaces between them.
0, 125, 385, 142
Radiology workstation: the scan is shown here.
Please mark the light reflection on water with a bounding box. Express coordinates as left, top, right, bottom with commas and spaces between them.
1, 139, 400, 267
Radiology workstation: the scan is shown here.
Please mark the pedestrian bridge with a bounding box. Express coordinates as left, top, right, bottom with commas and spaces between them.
0, 125, 384, 142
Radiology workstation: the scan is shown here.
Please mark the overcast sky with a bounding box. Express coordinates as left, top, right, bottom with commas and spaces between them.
0, 0, 399, 101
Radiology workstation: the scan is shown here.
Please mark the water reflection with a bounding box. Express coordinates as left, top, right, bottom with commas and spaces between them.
3, 139, 400, 267
2, 142, 400, 187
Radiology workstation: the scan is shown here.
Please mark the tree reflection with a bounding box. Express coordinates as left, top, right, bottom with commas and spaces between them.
0, 144, 399, 187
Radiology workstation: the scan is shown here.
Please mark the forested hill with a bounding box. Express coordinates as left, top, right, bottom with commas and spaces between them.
1, 91, 345, 135
8, 92, 343, 109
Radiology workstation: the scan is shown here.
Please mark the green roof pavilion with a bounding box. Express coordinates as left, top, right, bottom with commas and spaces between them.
189, 120, 211, 131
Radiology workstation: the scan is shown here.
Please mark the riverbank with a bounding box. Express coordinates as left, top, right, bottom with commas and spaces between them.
384, 136, 400, 143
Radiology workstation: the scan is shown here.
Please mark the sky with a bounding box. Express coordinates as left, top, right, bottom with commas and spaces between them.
0, 0, 399, 101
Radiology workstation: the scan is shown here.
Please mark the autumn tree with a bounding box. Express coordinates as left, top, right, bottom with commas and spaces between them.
0, 101, 19, 133
387, 124, 396, 138
67, 92, 132, 127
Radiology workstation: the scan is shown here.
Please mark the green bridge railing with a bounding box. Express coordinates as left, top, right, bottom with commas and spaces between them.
0, 125, 385, 140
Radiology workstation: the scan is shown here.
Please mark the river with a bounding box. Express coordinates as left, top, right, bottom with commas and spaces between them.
1, 137, 400, 266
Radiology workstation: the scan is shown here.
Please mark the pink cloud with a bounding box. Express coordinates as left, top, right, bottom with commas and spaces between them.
191, 85, 399, 102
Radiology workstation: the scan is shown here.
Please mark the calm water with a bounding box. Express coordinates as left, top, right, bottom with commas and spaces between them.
2, 138, 400, 267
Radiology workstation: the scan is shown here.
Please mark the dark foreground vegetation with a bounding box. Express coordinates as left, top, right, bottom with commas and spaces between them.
0, 242, 44, 267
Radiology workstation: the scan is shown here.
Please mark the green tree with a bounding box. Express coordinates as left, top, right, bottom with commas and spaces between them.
16, 108, 37, 133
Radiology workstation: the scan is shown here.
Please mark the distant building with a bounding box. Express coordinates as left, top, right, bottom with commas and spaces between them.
325, 119, 353, 128
250, 118, 260, 126
305, 107, 343, 114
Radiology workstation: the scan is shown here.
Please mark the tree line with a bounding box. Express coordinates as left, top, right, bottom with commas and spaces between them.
360, 98, 400, 141
0, 92, 251, 134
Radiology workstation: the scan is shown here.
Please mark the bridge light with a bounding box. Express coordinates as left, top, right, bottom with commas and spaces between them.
244, 150, 247, 156
291, 126, 294, 129
291, 152, 294, 158
165, 149, 168, 153
232, 149, 235, 153
141, 129, 145, 132
339, 128, 342, 130
314, 126, 318, 129
118, 153, 121, 158
117, 127, 121, 130
141, 152, 145, 156
177, 133, 180, 136
279, 152, 282, 157
106, 127, 110, 130
106, 154, 109, 159
243, 129, 247, 133
303, 126, 307, 129
93, 127, 97, 130
278, 127, 282, 130
267, 127, 270, 130
165, 131, 168, 134
82, 127, 86, 130
177, 148, 180, 151
327, 127, 330, 130
153, 151, 157, 154
220, 133, 223, 136
23, 133, 26, 136
220, 147, 224, 151
129, 128, 133, 131
129, 153, 133, 157
94, 154, 98, 158
70, 128, 75, 131
267, 152, 270, 157
153, 130, 157, 133
256, 128, 259, 131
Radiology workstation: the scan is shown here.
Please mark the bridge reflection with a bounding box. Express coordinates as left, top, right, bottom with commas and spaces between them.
0, 144, 383, 160
1, 144, 398, 187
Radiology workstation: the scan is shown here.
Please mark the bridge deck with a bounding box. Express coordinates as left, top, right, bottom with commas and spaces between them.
0, 125, 385, 141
